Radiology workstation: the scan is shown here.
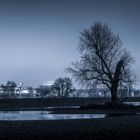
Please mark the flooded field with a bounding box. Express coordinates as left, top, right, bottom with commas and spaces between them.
124, 102, 140, 106
0, 111, 106, 120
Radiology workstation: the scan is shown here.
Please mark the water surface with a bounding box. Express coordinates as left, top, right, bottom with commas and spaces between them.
124, 102, 140, 106
0, 111, 106, 120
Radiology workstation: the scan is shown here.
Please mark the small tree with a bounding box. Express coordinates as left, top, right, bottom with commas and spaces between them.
3, 81, 17, 97
67, 22, 135, 103
37, 85, 51, 98
51, 77, 75, 98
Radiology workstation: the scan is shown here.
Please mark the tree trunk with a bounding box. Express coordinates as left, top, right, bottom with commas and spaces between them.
111, 84, 118, 103
111, 80, 119, 103
111, 60, 124, 103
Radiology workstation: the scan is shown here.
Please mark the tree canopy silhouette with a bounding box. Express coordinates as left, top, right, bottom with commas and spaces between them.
51, 77, 75, 98
67, 22, 135, 103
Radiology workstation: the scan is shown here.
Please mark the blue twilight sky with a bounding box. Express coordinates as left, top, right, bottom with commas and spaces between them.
0, 0, 140, 88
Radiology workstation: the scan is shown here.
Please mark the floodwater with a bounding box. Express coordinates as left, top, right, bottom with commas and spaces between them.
46, 106, 80, 109
0, 111, 106, 120
123, 102, 140, 106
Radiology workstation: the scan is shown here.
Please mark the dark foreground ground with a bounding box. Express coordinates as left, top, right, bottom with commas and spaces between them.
0, 116, 140, 140
0, 98, 140, 140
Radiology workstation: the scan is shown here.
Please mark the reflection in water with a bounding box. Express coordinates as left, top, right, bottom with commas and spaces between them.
124, 102, 140, 106
0, 111, 50, 115
0, 111, 106, 120
39, 114, 106, 120
47, 106, 80, 109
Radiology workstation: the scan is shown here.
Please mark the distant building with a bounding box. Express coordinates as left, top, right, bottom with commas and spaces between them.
0, 83, 37, 98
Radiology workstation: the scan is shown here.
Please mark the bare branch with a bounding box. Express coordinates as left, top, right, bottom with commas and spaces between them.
67, 22, 135, 102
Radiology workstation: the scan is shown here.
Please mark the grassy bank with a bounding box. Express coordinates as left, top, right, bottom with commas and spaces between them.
0, 98, 111, 109
0, 97, 140, 109
0, 116, 140, 140
0, 97, 140, 112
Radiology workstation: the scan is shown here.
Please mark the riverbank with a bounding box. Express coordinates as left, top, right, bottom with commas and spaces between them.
0, 116, 140, 140
0, 98, 110, 109
0, 97, 139, 110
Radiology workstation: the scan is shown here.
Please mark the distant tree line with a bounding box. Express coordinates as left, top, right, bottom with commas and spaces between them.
0, 78, 139, 99
0, 78, 75, 98
36, 77, 75, 98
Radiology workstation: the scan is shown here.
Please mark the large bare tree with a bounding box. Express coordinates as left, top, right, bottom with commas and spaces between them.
67, 22, 135, 103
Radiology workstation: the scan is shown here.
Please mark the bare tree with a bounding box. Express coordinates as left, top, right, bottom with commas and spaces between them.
67, 22, 135, 103
36, 85, 51, 98
51, 77, 75, 98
